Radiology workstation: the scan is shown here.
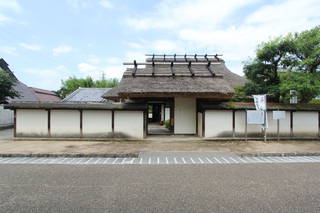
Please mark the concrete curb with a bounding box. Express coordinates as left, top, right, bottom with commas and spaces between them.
13, 137, 143, 142
205, 137, 320, 141
0, 153, 139, 158
239, 152, 320, 157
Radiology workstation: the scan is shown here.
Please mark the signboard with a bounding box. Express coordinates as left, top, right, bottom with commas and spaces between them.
247, 110, 265, 125
253, 95, 267, 111
273, 111, 286, 120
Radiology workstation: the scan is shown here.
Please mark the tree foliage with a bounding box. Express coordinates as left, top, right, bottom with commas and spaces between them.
0, 68, 19, 103
279, 72, 320, 103
57, 76, 119, 98
237, 26, 320, 103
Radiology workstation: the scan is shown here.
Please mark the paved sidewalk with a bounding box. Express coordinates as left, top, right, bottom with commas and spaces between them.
0, 137, 320, 156
0, 153, 320, 165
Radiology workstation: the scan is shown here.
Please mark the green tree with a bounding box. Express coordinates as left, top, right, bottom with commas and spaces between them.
242, 36, 295, 102
279, 72, 320, 103
57, 76, 119, 98
293, 26, 320, 73
0, 68, 19, 103
236, 26, 320, 103
94, 78, 119, 88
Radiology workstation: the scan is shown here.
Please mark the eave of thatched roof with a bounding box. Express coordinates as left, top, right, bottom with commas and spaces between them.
200, 102, 320, 111
103, 56, 246, 100
4, 102, 147, 110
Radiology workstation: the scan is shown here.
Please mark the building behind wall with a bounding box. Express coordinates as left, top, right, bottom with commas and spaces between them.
0, 58, 61, 129
5, 54, 320, 139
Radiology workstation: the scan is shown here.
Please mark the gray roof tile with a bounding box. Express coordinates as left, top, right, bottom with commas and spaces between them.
62, 88, 111, 102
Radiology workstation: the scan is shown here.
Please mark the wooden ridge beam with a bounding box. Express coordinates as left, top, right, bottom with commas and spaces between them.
124, 62, 222, 66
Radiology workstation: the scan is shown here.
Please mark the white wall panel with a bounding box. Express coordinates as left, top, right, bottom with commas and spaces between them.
293, 111, 318, 136
174, 98, 196, 134
266, 111, 290, 136
114, 111, 144, 139
51, 110, 80, 137
82, 110, 112, 137
205, 110, 232, 138
16, 109, 48, 136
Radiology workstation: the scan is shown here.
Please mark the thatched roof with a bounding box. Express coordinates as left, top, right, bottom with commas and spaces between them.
103, 55, 246, 100
200, 102, 320, 111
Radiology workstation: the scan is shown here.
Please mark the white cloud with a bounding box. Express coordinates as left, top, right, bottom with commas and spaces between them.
126, 41, 143, 49
99, 0, 113, 9
0, 13, 11, 23
22, 66, 72, 90
86, 54, 101, 64
78, 62, 97, 72
86, 55, 121, 64
52, 45, 73, 56
125, 40, 183, 56
0, 46, 18, 55
152, 40, 182, 52
19, 43, 42, 51
126, 0, 320, 75
0, 0, 22, 13
106, 57, 120, 64
0, 0, 21, 24
78, 62, 124, 79
246, 0, 320, 27
125, 51, 146, 62
66, 0, 89, 9
127, 0, 260, 30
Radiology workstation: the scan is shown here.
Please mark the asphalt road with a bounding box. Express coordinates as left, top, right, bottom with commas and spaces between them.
0, 163, 320, 213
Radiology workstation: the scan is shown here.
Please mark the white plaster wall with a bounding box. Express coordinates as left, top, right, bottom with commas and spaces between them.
16, 109, 48, 136
205, 110, 232, 138
266, 111, 291, 136
114, 111, 144, 138
293, 111, 318, 136
82, 110, 112, 137
198, 112, 203, 137
0, 104, 13, 127
51, 110, 80, 137
174, 98, 196, 134
235, 110, 262, 136
165, 107, 170, 121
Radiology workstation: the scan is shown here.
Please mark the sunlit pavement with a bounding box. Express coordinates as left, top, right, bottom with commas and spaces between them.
1, 152, 320, 165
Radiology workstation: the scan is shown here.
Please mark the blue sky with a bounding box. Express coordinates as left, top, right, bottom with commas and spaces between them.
0, 0, 319, 90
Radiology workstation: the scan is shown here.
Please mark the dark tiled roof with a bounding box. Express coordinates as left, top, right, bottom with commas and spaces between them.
0, 58, 40, 102
30, 87, 61, 102
7, 82, 39, 102
63, 88, 111, 102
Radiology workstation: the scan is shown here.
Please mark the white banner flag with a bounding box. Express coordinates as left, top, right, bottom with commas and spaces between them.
253, 95, 267, 111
